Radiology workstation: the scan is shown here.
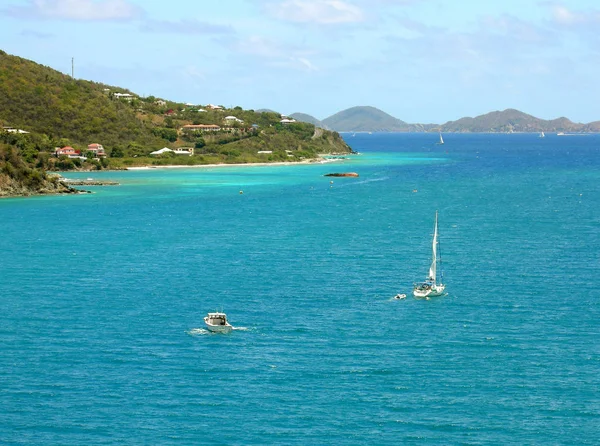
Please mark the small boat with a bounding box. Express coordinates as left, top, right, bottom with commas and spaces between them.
437, 132, 444, 145
204, 311, 233, 333
557, 132, 565, 136
413, 211, 446, 299
539, 131, 545, 138
394, 293, 407, 300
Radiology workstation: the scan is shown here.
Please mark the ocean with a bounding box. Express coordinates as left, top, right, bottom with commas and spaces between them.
1, 133, 599, 444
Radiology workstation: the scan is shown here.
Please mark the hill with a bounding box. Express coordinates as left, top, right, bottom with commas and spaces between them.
322, 106, 422, 132
289, 112, 327, 129
0, 50, 352, 196
441, 109, 587, 133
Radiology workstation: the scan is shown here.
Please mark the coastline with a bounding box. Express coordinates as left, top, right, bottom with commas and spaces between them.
124, 157, 345, 171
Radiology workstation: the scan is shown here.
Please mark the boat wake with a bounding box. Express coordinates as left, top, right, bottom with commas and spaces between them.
186, 326, 251, 336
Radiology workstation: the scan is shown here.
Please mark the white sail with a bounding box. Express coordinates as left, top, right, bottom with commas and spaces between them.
414, 211, 446, 298
428, 212, 438, 282
439, 133, 444, 144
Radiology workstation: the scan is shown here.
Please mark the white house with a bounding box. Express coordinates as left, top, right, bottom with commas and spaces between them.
206, 104, 223, 110
280, 118, 297, 124
150, 148, 172, 155
150, 147, 194, 156
224, 116, 244, 124
181, 124, 220, 132
114, 93, 134, 101
2, 127, 29, 134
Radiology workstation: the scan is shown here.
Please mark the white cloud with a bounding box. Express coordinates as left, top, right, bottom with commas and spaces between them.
265, 0, 364, 25
232, 36, 319, 72
5, 0, 142, 21
296, 57, 318, 71
550, 4, 600, 26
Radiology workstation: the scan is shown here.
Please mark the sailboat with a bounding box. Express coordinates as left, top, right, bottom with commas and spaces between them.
437, 132, 444, 145
539, 131, 545, 138
413, 211, 446, 299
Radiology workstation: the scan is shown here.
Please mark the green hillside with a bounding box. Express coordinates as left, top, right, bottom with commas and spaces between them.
0, 50, 352, 195
322, 106, 418, 132
289, 112, 327, 129
441, 109, 587, 133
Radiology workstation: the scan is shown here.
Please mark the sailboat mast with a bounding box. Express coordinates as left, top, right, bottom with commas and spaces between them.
437, 212, 443, 283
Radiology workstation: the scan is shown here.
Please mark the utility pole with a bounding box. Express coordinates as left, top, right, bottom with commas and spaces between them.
71, 57, 74, 78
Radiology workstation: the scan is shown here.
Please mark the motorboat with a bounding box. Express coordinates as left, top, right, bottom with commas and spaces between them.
204, 311, 233, 333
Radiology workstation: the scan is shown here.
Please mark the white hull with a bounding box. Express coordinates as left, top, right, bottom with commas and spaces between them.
204, 318, 233, 333
413, 284, 446, 299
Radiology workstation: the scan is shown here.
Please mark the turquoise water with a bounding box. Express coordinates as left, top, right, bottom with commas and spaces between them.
1, 133, 599, 444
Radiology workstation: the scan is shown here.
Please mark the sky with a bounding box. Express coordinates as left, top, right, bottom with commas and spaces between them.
1, 0, 600, 123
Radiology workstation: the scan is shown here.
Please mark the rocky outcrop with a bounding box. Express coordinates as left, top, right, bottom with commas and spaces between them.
324, 172, 359, 177
0, 173, 80, 197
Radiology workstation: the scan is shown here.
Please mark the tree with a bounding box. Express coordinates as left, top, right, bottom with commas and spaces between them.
110, 147, 124, 158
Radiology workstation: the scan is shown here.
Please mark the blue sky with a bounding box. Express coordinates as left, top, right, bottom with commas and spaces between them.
1, 0, 600, 123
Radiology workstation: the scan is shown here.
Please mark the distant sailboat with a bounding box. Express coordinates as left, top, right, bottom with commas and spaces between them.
539, 131, 545, 138
438, 132, 444, 145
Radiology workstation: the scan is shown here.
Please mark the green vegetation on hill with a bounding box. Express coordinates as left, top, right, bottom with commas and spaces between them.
0, 50, 352, 195
289, 112, 327, 129
322, 106, 427, 132
440, 109, 588, 133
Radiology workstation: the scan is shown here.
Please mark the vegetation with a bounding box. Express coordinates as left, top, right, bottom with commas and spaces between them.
289, 112, 328, 129
321, 106, 429, 132
0, 50, 353, 196
439, 109, 599, 133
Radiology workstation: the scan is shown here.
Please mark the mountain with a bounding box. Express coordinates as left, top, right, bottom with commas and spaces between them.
289, 112, 327, 129
322, 106, 415, 132
441, 109, 587, 133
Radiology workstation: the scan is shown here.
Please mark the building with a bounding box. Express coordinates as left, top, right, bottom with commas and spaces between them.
55, 147, 86, 159
150, 147, 194, 156
181, 124, 221, 132
206, 104, 223, 110
113, 93, 134, 101
155, 99, 167, 106
280, 118, 297, 124
2, 127, 30, 134
224, 116, 244, 124
87, 143, 106, 157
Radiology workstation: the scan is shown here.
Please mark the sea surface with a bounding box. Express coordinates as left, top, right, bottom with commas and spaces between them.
1, 133, 599, 444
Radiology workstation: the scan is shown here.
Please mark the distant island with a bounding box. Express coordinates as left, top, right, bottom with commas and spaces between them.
291, 106, 600, 133
0, 50, 352, 197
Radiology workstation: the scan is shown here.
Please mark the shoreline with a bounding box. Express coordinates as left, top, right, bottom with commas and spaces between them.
124, 156, 346, 171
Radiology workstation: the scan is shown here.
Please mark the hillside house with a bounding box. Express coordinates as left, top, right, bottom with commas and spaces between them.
87, 143, 106, 157
182, 124, 221, 132
2, 127, 30, 134
113, 93, 134, 101
150, 147, 194, 156
206, 104, 223, 110
155, 99, 167, 106
224, 116, 244, 124
55, 147, 86, 160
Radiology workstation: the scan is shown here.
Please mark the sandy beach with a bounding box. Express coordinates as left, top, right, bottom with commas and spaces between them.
125, 157, 346, 171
